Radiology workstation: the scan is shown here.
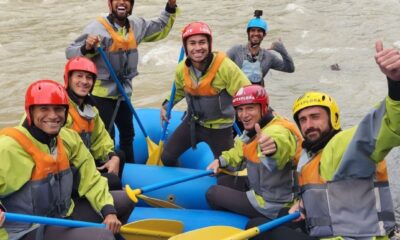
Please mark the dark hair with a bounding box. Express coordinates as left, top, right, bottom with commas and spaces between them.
254, 10, 263, 18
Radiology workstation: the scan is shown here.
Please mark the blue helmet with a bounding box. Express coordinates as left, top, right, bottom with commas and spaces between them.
247, 10, 268, 33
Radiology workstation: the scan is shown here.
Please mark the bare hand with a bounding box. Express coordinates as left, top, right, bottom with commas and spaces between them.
160, 106, 168, 127
97, 156, 120, 176
289, 200, 305, 222
256, 123, 277, 156
167, 0, 177, 8
85, 35, 100, 51
103, 214, 121, 234
268, 38, 282, 50
207, 159, 220, 174
375, 40, 400, 81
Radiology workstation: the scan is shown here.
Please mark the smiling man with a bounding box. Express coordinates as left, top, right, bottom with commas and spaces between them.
66, 0, 178, 164
246, 41, 400, 240
205, 85, 303, 221
0, 80, 133, 240
227, 10, 295, 87
159, 21, 251, 167
63, 57, 124, 191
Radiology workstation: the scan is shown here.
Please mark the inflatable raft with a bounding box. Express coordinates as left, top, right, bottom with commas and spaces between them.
118, 108, 249, 231
115, 108, 214, 170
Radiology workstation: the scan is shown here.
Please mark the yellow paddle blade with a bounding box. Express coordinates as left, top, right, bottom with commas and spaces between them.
168, 226, 242, 240
146, 140, 164, 166
221, 227, 260, 240
121, 219, 184, 240
125, 184, 182, 208
146, 137, 159, 157
220, 168, 248, 177
137, 194, 183, 209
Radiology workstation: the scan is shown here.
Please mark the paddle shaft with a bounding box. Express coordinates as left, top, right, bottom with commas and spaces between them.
258, 212, 300, 232
161, 46, 185, 141
5, 212, 104, 228
140, 170, 214, 193
233, 123, 242, 136
224, 212, 301, 240
97, 46, 148, 138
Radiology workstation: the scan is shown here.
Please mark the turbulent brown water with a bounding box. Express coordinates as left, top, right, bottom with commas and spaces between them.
0, 0, 399, 222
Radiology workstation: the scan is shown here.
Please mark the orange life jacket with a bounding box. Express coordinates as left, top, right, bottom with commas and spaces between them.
68, 102, 95, 134
299, 153, 388, 186
97, 16, 137, 52
183, 52, 226, 96
0, 127, 70, 181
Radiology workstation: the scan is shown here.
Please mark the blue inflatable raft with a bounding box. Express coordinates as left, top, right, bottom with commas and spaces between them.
115, 108, 214, 170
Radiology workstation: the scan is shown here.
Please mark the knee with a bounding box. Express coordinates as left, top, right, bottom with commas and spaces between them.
97, 229, 115, 240
102, 173, 122, 191
160, 149, 178, 167
205, 186, 218, 208
110, 190, 135, 224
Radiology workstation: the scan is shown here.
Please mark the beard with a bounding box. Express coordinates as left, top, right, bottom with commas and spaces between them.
302, 127, 339, 154
304, 127, 326, 144
112, 10, 129, 22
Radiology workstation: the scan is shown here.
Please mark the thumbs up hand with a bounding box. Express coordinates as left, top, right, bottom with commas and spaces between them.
375, 40, 400, 81
255, 123, 277, 156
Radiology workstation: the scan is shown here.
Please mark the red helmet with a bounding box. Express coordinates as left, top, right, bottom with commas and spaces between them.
25, 80, 69, 126
182, 21, 213, 52
232, 85, 269, 116
108, 0, 134, 15
63, 57, 97, 89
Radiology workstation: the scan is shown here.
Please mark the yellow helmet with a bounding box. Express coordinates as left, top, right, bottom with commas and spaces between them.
292, 91, 341, 130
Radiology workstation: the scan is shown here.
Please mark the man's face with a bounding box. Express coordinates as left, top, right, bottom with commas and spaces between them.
69, 70, 94, 98
31, 105, 66, 135
297, 106, 331, 143
186, 35, 210, 64
248, 28, 265, 46
110, 0, 132, 20
237, 104, 262, 131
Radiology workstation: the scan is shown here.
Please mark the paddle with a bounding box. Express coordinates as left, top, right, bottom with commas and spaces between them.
125, 169, 214, 203
134, 189, 183, 209
168, 211, 300, 240
146, 46, 185, 166
97, 46, 158, 158
5, 212, 184, 240
233, 122, 242, 136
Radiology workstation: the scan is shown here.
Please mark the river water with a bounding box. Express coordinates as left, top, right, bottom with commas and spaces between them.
0, 0, 399, 222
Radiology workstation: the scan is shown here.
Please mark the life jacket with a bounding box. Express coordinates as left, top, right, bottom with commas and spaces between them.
183, 52, 235, 124
68, 102, 94, 148
96, 16, 137, 52
242, 117, 302, 218
298, 152, 395, 237
94, 16, 139, 98
0, 127, 73, 240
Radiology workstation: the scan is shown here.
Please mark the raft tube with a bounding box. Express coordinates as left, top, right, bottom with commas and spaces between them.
122, 164, 215, 209
115, 108, 214, 169
129, 207, 249, 232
